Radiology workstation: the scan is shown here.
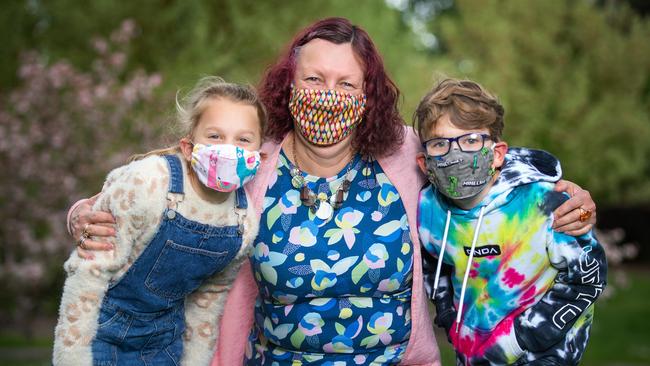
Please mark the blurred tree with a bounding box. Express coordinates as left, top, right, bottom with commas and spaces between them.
0, 1, 40, 88
598, 0, 650, 17
0, 0, 435, 323
1, 1, 427, 92
0, 20, 162, 331
404, 0, 650, 205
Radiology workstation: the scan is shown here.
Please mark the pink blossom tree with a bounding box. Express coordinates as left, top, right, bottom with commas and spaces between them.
0, 20, 163, 333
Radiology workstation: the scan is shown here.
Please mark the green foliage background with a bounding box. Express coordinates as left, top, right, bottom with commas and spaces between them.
428, 0, 650, 205
1, 1, 650, 364
3, 0, 649, 206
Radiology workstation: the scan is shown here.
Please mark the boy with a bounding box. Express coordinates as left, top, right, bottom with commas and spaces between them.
415, 79, 606, 365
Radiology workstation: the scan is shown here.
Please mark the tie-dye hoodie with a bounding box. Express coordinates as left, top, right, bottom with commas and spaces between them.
418, 148, 607, 365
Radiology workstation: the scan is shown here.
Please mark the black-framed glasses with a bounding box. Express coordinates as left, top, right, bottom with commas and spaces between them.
422, 133, 492, 157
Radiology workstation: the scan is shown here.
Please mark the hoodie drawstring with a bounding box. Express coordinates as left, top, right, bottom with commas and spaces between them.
456, 205, 486, 333
431, 210, 452, 298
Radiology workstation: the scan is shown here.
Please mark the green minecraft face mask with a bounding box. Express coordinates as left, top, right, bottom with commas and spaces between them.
425, 146, 495, 200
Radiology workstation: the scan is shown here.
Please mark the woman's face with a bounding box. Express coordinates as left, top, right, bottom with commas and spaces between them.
293, 38, 365, 95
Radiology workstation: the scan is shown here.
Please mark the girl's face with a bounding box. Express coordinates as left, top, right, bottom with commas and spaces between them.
293, 38, 365, 95
181, 98, 263, 161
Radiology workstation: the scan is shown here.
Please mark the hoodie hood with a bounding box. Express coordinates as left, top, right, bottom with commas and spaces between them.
491, 147, 562, 196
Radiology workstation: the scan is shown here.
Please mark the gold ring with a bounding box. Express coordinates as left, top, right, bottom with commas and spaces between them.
579, 208, 592, 222
82, 223, 90, 237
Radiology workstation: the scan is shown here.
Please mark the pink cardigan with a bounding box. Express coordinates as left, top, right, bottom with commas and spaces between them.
212, 128, 441, 365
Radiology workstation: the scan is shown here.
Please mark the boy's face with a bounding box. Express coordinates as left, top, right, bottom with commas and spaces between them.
416, 114, 508, 177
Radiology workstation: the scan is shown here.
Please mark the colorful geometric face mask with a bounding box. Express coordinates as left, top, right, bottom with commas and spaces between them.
425, 146, 495, 200
289, 86, 367, 146
190, 143, 261, 192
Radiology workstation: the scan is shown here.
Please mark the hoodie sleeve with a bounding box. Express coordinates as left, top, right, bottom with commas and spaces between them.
422, 248, 456, 337
514, 191, 607, 353
419, 186, 456, 338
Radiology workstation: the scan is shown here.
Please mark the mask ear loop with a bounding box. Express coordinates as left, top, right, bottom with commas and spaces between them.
186, 140, 199, 157
426, 167, 436, 183
424, 155, 437, 184
486, 142, 497, 176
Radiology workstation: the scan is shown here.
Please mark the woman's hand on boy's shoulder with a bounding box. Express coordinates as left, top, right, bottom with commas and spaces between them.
552, 179, 596, 236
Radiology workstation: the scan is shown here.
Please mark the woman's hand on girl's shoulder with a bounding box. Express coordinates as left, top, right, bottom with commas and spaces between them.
70, 194, 116, 260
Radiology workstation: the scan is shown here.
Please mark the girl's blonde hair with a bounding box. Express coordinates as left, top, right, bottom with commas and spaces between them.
131, 76, 267, 160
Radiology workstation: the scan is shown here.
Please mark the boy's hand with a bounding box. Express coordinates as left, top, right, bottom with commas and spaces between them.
433, 308, 456, 343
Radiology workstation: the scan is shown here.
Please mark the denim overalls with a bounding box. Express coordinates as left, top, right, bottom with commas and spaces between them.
91, 155, 246, 366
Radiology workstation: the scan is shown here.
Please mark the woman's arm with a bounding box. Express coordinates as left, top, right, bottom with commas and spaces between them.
77, 161, 165, 269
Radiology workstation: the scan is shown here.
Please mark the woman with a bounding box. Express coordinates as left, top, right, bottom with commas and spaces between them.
68, 18, 596, 366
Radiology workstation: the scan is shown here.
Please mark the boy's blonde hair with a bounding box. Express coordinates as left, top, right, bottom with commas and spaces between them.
414, 78, 504, 141
132, 76, 267, 160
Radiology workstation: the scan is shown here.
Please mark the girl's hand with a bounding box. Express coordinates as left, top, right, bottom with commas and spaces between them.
552, 180, 597, 236
70, 193, 116, 259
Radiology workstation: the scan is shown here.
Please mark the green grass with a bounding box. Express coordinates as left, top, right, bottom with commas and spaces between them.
581, 270, 650, 365
0, 335, 52, 348
1, 269, 649, 365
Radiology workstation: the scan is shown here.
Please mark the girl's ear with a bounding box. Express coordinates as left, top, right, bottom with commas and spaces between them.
492, 141, 509, 169
179, 137, 193, 162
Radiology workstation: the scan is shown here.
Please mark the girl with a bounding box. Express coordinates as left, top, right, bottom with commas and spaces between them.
53, 77, 266, 366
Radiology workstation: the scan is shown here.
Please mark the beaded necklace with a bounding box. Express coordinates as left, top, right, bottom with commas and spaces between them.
288, 135, 354, 221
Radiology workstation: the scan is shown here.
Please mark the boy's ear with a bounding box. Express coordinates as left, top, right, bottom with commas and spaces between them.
492, 141, 508, 169
416, 152, 428, 175
179, 137, 193, 162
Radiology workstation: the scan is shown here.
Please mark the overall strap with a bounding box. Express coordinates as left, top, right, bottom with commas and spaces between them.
234, 187, 248, 234
164, 155, 185, 210
235, 187, 248, 209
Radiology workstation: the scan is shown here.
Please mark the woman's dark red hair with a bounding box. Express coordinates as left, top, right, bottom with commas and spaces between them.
258, 17, 404, 158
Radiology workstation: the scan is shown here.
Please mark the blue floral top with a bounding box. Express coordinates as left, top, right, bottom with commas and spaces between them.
244, 151, 414, 365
